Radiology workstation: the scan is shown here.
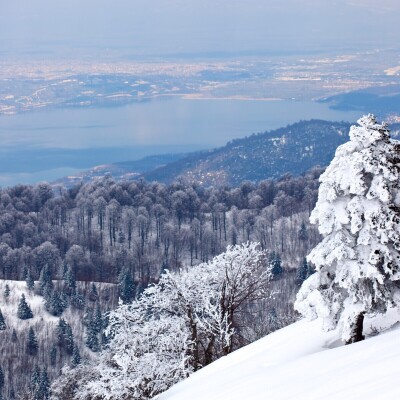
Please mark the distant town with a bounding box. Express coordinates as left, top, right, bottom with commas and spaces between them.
1, 49, 399, 115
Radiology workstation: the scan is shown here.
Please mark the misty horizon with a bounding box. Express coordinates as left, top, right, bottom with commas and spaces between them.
1, 0, 400, 61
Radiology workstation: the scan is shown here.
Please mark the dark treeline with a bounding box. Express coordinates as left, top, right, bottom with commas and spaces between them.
0, 167, 323, 289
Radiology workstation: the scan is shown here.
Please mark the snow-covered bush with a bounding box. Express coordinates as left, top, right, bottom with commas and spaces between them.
51, 242, 271, 400
295, 115, 400, 343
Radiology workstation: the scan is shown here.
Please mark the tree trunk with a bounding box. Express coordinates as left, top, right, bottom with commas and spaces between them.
345, 312, 365, 345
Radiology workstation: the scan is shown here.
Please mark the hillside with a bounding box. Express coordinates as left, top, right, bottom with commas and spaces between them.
54, 120, 400, 188
0, 280, 118, 398
144, 120, 353, 186
158, 311, 400, 400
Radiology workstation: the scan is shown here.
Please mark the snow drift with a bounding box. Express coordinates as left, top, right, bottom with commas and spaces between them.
158, 314, 400, 400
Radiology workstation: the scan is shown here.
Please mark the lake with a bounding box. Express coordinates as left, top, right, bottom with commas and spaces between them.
0, 97, 361, 186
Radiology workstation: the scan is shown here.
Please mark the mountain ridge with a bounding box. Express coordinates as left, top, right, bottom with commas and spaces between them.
54, 119, 400, 188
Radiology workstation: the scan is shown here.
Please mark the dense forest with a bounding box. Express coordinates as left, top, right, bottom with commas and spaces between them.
0, 168, 323, 398
0, 167, 322, 285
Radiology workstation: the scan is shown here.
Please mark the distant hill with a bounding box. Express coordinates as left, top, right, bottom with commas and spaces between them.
53, 153, 188, 188
143, 120, 354, 186
55, 120, 400, 187
321, 84, 400, 115
144, 119, 400, 186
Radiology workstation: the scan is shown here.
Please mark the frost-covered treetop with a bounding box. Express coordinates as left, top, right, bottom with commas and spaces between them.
349, 114, 389, 144
312, 114, 400, 237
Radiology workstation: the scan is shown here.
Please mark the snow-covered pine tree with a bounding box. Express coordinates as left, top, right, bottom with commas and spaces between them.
50, 345, 57, 366
26, 269, 35, 291
0, 365, 4, 391
295, 115, 400, 344
39, 264, 53, 297
56, 318, 67, 347
57, 318, 74, 354
71, 345, 81, 368
298, 221, 308, 241
39, 368, 50, 400
0, 309, 6, 330
295, 258, 313, 285
85, 323, 100, 353
3, 285, 10, 301
46, 290, 66, 316
88, 283, 98, 302
17, 294, 33, 320
64, 266, 76, 294
27, 327, 39, 356
92, 305, 103, 334
118, 268, 135, 304
269, 252, 283, 278
30, 366, 41, 394
64, 324, 74, 355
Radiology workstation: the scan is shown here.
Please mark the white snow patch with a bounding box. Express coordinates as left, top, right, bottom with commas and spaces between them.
158, 316, 400, 400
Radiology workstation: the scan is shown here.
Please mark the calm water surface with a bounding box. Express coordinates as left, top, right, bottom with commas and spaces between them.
0, 97, 360, 185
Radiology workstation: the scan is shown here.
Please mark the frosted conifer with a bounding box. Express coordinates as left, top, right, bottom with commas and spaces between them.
39, 368, 50, 399
3, 285, 10, 300
0, 309, 6, 330
0, 365, 4, 391
27, 327, 39, 356
295, 115, 400, 343
17, 294, 33, 320
71, 345, 81, 368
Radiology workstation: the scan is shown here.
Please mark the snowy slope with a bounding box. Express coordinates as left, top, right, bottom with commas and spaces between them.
158, 314, 400, 400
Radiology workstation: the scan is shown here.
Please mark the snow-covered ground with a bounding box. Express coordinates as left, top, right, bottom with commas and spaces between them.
158, 312, 400, 400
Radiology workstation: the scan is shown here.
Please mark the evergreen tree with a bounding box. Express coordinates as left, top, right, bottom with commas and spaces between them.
39, 264, 52, 292
83, 307, 93, 327
45, 290, 65, 316
298, 221, 308, 241
71, 344, 81, 368
57, 318, 74, 354
269, 252, 283, 278
88, 282, 99, 302
296, 115, 400, 344
85, 323, 100, 352
50, 345, 57, 366
0, 309, 6, 330
118, 268, 135, 304
64, 266, 76, 294
11, 329, 17, 343
38, 265, 53, 302
25, 266, 35, 291
0, 365, 4, 391
70, 291, 85, 310
26, 327, 38, 356
295, 258, 313, 285
30, 366, 41, 394
3, 285, 10, 301
38, 368, 50, 400
60, 291, 68, 309
17, 294, 33, 320
64, 324, 74, 355
92, 304, 103, 334
56, 318, 67, 347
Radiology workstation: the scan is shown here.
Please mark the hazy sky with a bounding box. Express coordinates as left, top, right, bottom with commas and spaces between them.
1, 0, 400, 59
